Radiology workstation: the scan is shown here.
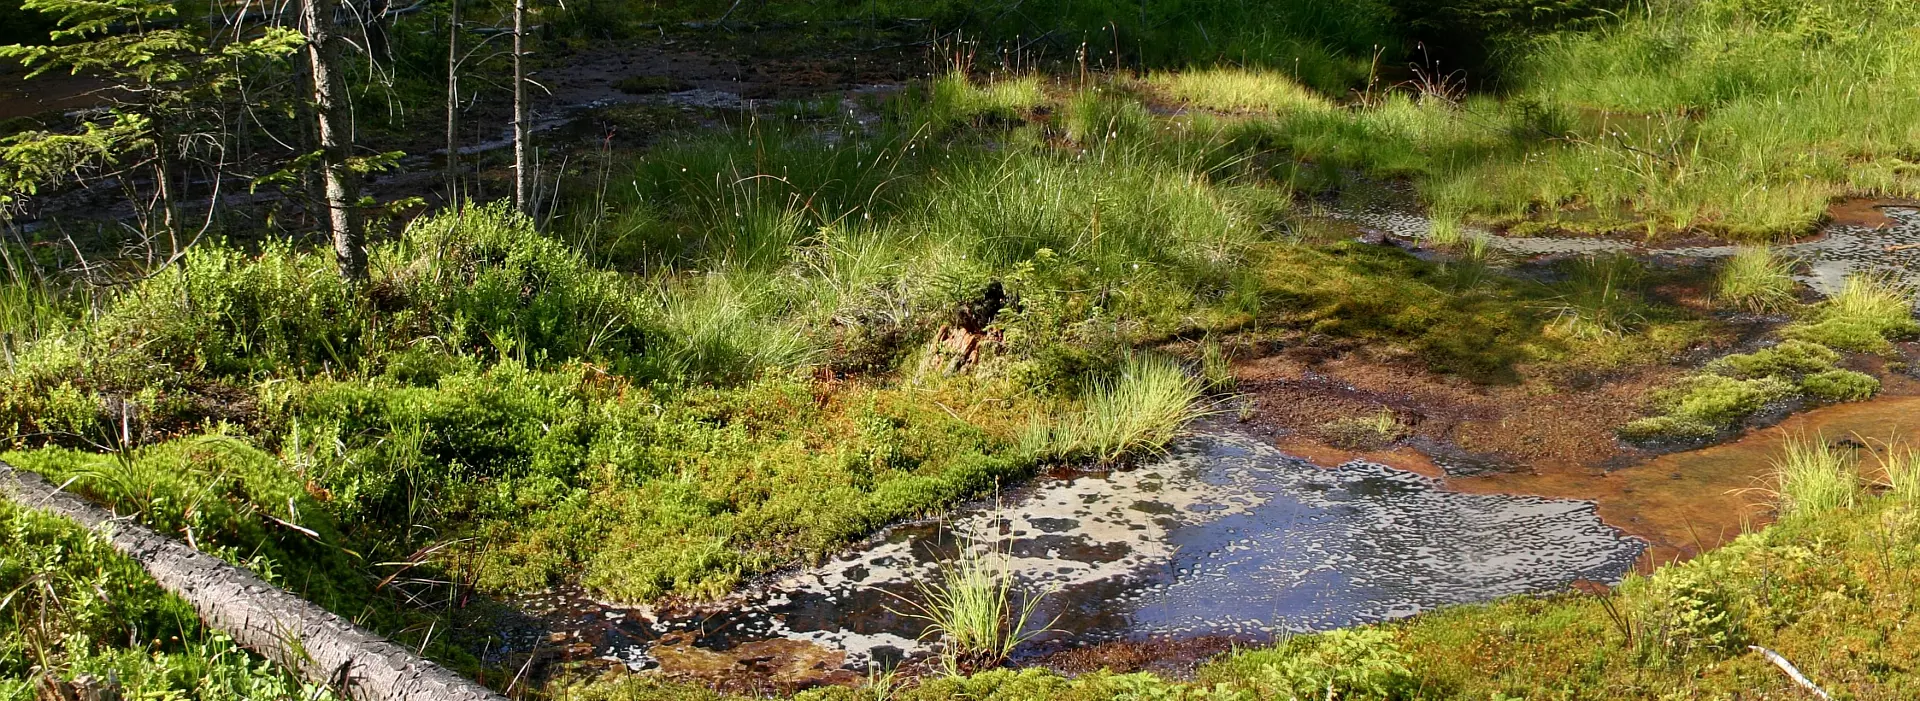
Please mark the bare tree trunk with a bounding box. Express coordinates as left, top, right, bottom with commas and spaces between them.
511, 0, 528, 214
304, 0, 368, 280
444, 0, 460, 202
0, 465, 507, 701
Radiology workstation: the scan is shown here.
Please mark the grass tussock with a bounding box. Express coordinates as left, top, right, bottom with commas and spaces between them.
1145, 68, 1332, 114
1772, 435, 1859, 515
1785, 273, 1919, 353
896, 532, 1053, 674
1876, 442, 1920, 502
1714, 246, 1798, 312
1030, 354, 1208, 464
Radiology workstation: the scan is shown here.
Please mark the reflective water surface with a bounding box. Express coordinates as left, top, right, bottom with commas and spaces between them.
518, 432, 1645, 671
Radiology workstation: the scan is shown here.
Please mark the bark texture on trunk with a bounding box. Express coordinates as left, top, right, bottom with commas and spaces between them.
511, 0, 528, 214
303, 0, 368, 280
0, 464, 507, 701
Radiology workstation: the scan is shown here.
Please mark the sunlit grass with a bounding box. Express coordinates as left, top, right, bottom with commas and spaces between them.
896, 531, 1053, 675
1714, 246, 1797, 312
1031, 354, 1208, 464
917, 72, 1046, 131
1873, 440, 1920, 503
1785, 273, 1919, 352
1772, 435, 1858, 515
1145, 68, 1333, 114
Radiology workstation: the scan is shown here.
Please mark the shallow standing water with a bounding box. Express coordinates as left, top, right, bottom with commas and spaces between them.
518, 431, 1645, 673
1338, 200, 1920, 294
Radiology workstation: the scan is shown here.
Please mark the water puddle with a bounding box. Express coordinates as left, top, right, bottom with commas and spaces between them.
1336, 201, 1920, 294
519, 431, 1643, 676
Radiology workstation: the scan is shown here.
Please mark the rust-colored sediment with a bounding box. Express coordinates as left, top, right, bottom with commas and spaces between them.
1827, 198, 1910, 230
1451, 394, 1920, 569
1239, 342, 1920, 572
1273, 435, 1447, 479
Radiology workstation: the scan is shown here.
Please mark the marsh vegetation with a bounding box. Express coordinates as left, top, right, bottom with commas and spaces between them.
4, 0, 1920, 697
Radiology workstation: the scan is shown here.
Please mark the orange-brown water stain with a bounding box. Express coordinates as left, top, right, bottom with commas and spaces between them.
1447, 394, 1920, 571
1827, 197, 1913, 230
1273, 435, 1447, 479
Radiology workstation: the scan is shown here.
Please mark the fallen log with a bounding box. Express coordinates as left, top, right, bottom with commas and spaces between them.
0, 463, 508, 701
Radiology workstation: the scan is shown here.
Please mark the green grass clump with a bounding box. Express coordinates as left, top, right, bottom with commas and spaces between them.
1714, 247, 1798, 312
1036, 354, 1207, 464
1771, 435, 1859, 515
1784, 274, 1919, 353
1876, 442, 1920, 502
1146, 68, 1333, 114
1059, 88, 1154, 146
914, 72, 1047, 132
896, 534, 1052, 674
1541, 254, 1647, 341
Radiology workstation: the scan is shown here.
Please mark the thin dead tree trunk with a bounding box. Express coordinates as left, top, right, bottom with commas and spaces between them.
304, 0, 368, 280
0, 464, 507, 701
444, 0, 459, 202
511, 0, 528, 214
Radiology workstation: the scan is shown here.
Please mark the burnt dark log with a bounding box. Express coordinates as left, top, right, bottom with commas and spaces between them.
0, 463, 507, 701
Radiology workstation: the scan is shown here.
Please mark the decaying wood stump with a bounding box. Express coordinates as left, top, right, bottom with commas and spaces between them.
0, 464, 507, 701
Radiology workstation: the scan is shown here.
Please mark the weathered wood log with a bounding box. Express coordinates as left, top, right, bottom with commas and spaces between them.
0, 463, 508, 701
1748, 646, 1833, 700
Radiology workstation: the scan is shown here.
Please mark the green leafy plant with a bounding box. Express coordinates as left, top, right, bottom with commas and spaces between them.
1205, 628, 1414, 700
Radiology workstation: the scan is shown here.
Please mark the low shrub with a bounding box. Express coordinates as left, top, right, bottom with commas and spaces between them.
1201, 628, 1415, 700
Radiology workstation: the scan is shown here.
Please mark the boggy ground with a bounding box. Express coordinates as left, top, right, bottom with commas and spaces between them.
1225, 295, 1920, 567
